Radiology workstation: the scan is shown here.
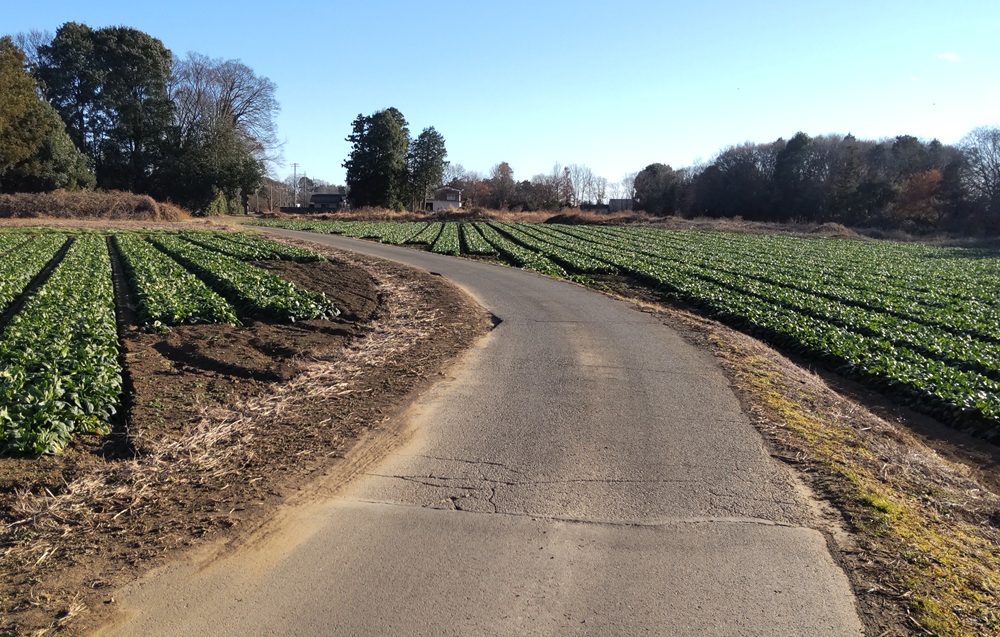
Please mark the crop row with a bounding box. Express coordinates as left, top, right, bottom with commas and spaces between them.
0, 234, 122, 455
536, 224, 1000, 379
149, 235, 338, 322
460, 223, 497, 255
245, 219, 1000, 439
0, 234, 68, 315
430, 222, 461, 255
0, 229, 341, 454
181, 231, 324, 262
334, 221, 428, 243
587, 226, 1000, 341
473, 223, 567, 277
533, 225, 1000, 423
0, 231, 31, 255
114, 233, 240, 330
408, 222, 444, 245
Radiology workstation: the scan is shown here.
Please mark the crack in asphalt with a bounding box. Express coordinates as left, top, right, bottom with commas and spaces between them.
363, 464, 806, 524
342, 497, 805, 530
401, 453, 749, 476
369, 473, 704, 489
486, 484, 499, 514
410, 454, 526, 475
377, 474, 493, 491
368, 471, 719, 516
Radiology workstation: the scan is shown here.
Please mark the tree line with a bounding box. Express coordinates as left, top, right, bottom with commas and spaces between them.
5, 24, 997, 232
340, 108, 637, 214
435, 128, 1000, 235
631, 129, 1000, 235
0, 23, 278, 214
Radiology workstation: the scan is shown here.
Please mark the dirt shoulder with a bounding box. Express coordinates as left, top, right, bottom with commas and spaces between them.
602, 281, 1000, 637
0, 236, 492, 637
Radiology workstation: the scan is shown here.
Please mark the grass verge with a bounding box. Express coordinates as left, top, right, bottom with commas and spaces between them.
623, 297, 999, 637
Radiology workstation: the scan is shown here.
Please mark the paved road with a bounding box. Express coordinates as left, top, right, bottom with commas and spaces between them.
97, 230, 863, 636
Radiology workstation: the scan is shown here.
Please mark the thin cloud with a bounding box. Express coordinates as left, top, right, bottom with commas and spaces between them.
936, 52, 962, 62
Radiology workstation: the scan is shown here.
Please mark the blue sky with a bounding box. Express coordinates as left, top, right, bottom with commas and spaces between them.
4, 0, 998, 187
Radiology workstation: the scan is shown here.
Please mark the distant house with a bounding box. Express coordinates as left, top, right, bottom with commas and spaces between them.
308, 192, 347, 211
609, 199, 635, 212
425, 187, 462, 212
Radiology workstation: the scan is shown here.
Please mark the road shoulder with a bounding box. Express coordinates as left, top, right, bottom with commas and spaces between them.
618, 293, 1000, 637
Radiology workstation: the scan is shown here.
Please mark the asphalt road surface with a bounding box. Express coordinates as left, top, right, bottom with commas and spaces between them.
97, 230, 863, 636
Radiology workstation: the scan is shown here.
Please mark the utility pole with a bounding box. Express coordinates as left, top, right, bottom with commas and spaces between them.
292, 163, 299, 207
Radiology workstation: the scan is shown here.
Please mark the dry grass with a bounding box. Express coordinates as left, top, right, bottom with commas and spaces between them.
491, 208, 651, 224
0, 191, 190, 221
636, 300, 1000, 636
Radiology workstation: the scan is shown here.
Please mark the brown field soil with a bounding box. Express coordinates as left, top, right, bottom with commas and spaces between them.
0, 233, 492, 636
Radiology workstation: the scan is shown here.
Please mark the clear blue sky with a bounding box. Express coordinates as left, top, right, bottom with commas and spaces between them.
5, 0, 998, 187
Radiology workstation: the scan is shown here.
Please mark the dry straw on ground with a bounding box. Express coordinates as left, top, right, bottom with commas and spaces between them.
0, 191, 189, 221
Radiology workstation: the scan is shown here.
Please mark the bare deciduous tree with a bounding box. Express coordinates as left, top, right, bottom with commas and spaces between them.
11, 29, 51, 71
619, 171, 638, 200
171, 52, 280, 161
444, 162, 466, 186
590, 175, 608, 205
960, 126, 1000, 206
566, 164, 594, 206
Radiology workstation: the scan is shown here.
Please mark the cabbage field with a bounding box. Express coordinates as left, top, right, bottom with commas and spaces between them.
0, 230, 336, 455
249, 219, 1000, 441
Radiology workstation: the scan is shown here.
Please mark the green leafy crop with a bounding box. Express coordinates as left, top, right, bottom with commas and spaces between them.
149, 234, 338, 322
247, 218, 1000, 440
0, 234, 121, 455
114, 233, 240, 330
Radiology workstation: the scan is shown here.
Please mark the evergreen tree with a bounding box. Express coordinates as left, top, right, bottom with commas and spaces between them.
2, 99, 94, 192
633, 163, 679, 215
343, 107, 410, 209
38, 23, 174, 193
155, 120, 263, 214
407, 126, 447, 210
773, 132, 822, 221
0, 37, 54, 185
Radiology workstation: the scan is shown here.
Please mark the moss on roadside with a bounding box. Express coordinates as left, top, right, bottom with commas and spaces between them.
722, 343, 1000, 636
